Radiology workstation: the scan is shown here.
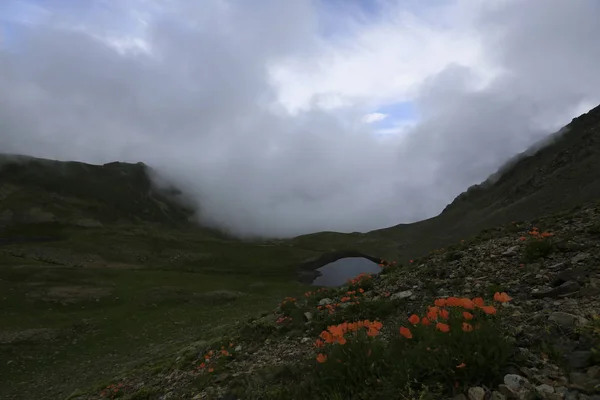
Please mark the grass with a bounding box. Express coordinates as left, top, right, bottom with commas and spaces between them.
0, 244, 309, 400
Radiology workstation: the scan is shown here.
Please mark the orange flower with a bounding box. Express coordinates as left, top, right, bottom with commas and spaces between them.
359, 288, 365, 293
434, 298, 447, 307
460, 298, 475, 309
314, 339, 324, 348
371, 320, 383, 331
541, 232, 554, 237
399, 326, 413, 339
462, 322, 473, 332
493, 292, 512, 303
436, 322, 450, 332
427, 306, 439, 319
481, 305, 497, 315
519, 236, 527, 241
199, 363, 206, 369
456, 363, 466, 369
463, 311, 474, 320
421, 317, 431, 326
446, 297, 462, 307
439, 309, 450, 320
337, 336, 347, 345
472, 297, 485, 308
408, 314, 420, 325
316, 353, 328, 363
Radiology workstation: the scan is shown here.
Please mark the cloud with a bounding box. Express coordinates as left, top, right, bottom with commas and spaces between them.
363, 112, 388, 123
1, 0, 599, 238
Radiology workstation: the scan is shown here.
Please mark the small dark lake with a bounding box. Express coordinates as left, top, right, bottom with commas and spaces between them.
311, 257, 381, 287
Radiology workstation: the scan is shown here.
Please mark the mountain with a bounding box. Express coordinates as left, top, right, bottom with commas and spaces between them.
2, 105, 600, 400
360, 103, 600, 261
0, 154, 194, 229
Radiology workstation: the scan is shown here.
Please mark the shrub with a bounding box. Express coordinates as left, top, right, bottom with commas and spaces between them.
522, 238, 554, 262
302, 293, 516, 399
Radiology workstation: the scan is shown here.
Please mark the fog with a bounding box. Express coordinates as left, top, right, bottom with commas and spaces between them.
1, 0, 599, 237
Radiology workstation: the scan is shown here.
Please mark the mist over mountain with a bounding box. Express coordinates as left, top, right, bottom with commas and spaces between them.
1, 0, 600, 237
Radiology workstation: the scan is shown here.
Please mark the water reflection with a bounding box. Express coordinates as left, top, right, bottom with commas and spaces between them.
311, 257, 381, 287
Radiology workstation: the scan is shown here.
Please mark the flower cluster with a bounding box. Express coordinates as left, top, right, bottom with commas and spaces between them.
197, 342, 236, 373
398, 293, 512, 338
315, 320, 384, 363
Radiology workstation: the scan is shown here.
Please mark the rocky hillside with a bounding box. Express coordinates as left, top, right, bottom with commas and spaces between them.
0, 154, 194, 229
364, 104, 600, 264
72, 200, 600, 400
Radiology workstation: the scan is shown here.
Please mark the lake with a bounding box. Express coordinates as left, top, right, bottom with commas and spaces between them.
311, 257, 381, 287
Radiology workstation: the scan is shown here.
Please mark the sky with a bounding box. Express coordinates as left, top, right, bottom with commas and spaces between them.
1, 0, 600, 238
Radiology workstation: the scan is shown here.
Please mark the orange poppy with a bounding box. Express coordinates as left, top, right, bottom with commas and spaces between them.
463, 311, 474, 320
493, 292, 512, 303
314, 339, 324, 348
472, 297, 485, 307
462, 322, 473, 332
456, 363, 466, 368
399, 326, 413, 339
481, 305, 497, 315
460, 298, 475, 309
421, 317, 431, 325
434, 298, 447, 307
408, 314, 420, 325
316, 353, 328, 363
436, 322, 450, 333
439, 309, 450, 320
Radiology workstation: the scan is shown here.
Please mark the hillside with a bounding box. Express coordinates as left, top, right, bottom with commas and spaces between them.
1, 104, 600, 399
0, 154, 194, 228
70, 200, 600, 400
358, 103, 600, 262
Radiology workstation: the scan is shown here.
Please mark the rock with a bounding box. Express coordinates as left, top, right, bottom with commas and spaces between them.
532, 281, 581, 299
303, 312, 313, 322
548, 312, 581, 329
300, 337, 311, 344
567, 351, 593, 370
570, 372, 600, 393
571, 253, 591, 264
552, 267, 589, 286
318, 298, 333, 306
587, 366, 600, 379
536, 384, 555, 395
390, 290, 413, 300
234, 345, 242, 352
468, 386, 486, 400
214, 373, 230, 383
501, 374, 533, 398
503, 246, 520, 257
491, 391, 507, 400
453, 395, 467, 400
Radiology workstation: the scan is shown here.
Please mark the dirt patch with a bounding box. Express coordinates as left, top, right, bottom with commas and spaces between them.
28, 285, 113, 304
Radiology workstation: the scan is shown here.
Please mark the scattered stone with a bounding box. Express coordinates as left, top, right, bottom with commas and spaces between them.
566, 351, 593, 370
390, 290, 413, 300
303, 312, 313, 322
571, 253, 591, 264
532, 281, 581, 299
491, 391, 507, 400
548, 312, 581, 329
535, 384, 555, 395
467, 386, 486, 400
503, 246, 520, 257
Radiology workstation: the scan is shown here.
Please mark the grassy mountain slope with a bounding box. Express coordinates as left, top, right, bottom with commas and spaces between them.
0, 154, 194, 228
1, 104, 600, 399
359, 103, 600, 262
